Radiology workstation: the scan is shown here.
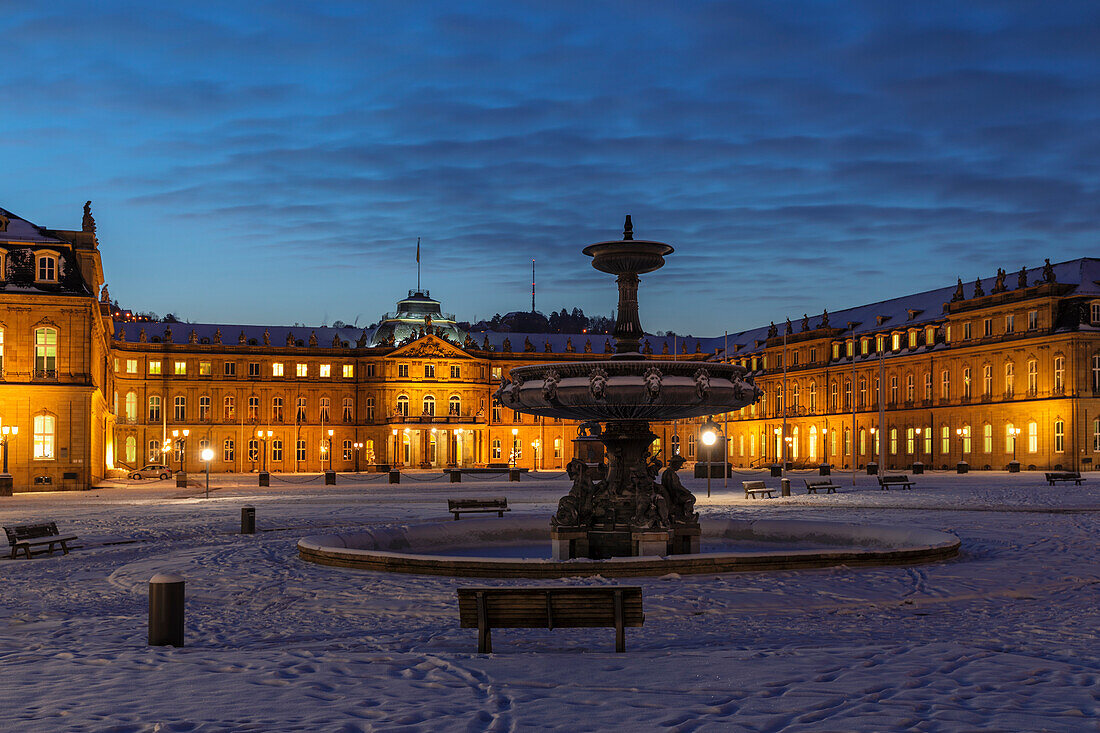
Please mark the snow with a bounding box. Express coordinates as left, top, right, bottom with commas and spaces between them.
2, 470, 1098, 731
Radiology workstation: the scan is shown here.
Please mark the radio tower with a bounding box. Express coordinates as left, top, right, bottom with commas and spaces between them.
531, 259, 536, 313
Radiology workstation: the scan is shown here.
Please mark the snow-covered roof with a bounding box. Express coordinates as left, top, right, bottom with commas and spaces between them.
0, 206, 67, 244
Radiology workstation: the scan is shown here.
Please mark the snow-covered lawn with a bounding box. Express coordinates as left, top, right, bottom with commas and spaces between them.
2, 471, 1097, 732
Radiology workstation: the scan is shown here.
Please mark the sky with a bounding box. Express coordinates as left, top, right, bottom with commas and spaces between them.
2, 1, 1100, 336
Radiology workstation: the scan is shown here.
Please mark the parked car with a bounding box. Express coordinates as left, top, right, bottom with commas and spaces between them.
130, 464, 173, 480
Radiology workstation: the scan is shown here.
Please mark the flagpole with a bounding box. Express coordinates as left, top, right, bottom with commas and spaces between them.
416, 237, 421, 292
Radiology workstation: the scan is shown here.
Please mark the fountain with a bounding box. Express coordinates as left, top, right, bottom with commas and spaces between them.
493, 216, 763, 560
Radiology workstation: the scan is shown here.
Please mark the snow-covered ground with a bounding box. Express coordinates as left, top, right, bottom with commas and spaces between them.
2, 470, 1097, 732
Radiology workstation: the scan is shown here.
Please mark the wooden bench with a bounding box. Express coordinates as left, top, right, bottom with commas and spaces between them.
1045, 471, 1086, 486
742, 480, 775, 499
804, 479, 839, 494
4, 522, 78, 559
457, 586, 644, 653
878, 474, 915, 490
447, 497, 510, 520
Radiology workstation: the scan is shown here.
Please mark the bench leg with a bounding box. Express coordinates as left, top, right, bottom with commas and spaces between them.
453, 513, 460, 521
476, 592, 492, 654
60, 540, 70, 555
614, 590, 625, 653
497, 511, 504, 518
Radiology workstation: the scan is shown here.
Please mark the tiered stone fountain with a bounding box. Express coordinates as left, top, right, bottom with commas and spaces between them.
494, 217, 763, 559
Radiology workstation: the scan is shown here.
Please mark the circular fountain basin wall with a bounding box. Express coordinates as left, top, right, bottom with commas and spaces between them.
298, 516, 960, 578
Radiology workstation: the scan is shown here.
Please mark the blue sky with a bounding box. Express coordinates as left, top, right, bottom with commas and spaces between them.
2, 1, 1099, 335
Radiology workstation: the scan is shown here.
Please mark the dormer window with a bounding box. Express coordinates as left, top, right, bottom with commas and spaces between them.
36, 251, 59, 283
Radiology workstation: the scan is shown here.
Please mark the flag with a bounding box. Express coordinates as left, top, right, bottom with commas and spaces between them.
416, 237, 420, 263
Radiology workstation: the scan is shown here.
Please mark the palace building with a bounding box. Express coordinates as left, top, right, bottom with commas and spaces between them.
2, 202, 1098, 492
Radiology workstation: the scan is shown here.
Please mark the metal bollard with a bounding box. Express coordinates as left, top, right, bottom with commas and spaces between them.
389, 470, 400, 484
957, 461, 968, 474
258, 471, 269, 487
148, 573, 185, 647
780, 478, 791, 497
324, 470, 336, 485
241, 506, 255, 534
509, 468, 520, 482
450, 470, 461, 483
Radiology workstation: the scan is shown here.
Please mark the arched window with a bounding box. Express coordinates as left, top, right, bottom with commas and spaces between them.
343, 397, 354, 423
859, 428, 866, 455
808, 426, 818, 460
829, 382, 838, 411
749, 432, 756, 456
842, 427, 850, 457
791, 384, 800, 410
295, 397, 306, 422
844, 380, 852, 410
791, 427, 799, 459
125, 436, 136, 464
687, 433, 696, 458
906, 374, 914, 402
982, 424, 992, 453
36, 253, 57, 282
671, 435, 680, 456
396, 394, 409, 417
125, 392, 137, 421
962, 424, 972, 454
889, 427, 897, 455
808, 382, 817, 412
859, 378, 867, 407
1053, 356, 1065, 392
1027, 359, 1038, 393
553, 437, 562, 458
34, 327, 57, 377
422, 394, 435, 416
1004, 362, 1015, 396
906, 427, 914, 454
449, 395, 461, 416
319, 397, 330, 423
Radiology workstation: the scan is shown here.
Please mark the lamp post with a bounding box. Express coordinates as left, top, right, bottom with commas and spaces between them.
700, 417, 721, 498
326, 429, 334, 470
172, 429, 189, 473
511, 428, 519, 468
1009, 425, 1021, 462
956, 426, 970, 473
200, 447, 214, 499
256, 430, 272, 472
531, 438, 541, 471
353, 441, 363, 473
391, 429, 399, 466
454, 428, 463, 468
869, 426, 878, 473
0, 425, 18, 495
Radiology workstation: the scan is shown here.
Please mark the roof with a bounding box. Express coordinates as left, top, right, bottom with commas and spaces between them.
0, 207, 68, 244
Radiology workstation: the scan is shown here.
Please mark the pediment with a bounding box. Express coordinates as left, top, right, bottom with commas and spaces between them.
388, 334, 472, 360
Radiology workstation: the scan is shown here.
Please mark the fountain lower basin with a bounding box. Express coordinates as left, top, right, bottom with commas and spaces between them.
298, 516, 960, 578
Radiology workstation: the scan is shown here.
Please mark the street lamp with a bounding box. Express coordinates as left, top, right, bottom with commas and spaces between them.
454, 428, 464, 468
172, 429, 189, 473
391, 429, 399, 466
700, 417, 721, 497
511, 428, 519, 468
353, 441, 363, 472
531, 439, 541, 471
326, 429, 334, 471
1, 424, 19, 479
256, 429, 272, 473
200, 446, 215, 499
1009, 425, 1021, 462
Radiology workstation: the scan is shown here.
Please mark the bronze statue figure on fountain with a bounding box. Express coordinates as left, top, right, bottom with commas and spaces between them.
662, 454, 698, 524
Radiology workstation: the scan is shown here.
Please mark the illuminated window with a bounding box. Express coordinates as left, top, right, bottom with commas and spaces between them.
1028, 310, 1037, 329
1004, 362, 1014, 395
296, 363, 308, 377
906, 374, 914, 402
343, 364, 354, 378
199, 361, 212, 376
125, 436, 136, 464
34, 327, 57, 376
891, 333, 900, 351
272, 362, 284, 377
450, 365, 460, 379
126, 359, 138, 373
148, 439, 161, 463
1054, 421, 1064, 453
983, 365, 992, 396
449, 395, 461, 415
925, 327, 935, 346
1027, 422, 1037, 453
941, 426, 949, 454
889, 428, 897, 455
1053, 356, 1064, 391
32, 414, 55, 458
396, 395, 409, 416
983, 424, 992, 453
124, 392, 137, 421
148, 396, 161, 422
173, 361, 186, 375
554, 437, 562, 458
224, 396, 235, 422
319, 364, 331, 378
962, 368, 971, 399
422, 394, 435, 415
